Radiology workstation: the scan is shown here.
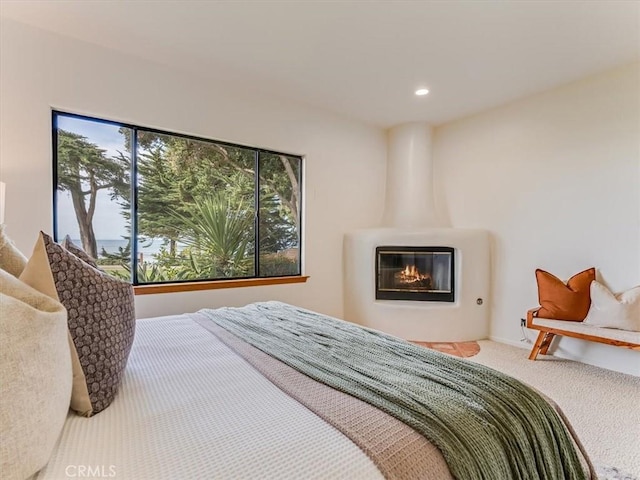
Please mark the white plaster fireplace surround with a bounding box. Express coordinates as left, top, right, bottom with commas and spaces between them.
344, 123, 490, 342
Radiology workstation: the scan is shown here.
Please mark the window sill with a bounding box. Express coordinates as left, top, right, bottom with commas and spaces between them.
133, 275, 309, 295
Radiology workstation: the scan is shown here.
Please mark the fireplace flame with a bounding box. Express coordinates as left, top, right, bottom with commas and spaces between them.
396, 264, 430, 284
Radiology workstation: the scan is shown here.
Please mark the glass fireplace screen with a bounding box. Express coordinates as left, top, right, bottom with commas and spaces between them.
375, 246, 455, 302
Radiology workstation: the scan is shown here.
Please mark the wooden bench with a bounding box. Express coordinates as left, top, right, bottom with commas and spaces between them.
526, 307, 640, 360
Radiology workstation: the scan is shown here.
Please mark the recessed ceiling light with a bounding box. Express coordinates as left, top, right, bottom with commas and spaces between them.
415, 88, 429, 96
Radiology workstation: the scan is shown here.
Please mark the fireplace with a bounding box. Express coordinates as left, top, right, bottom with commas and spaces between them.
345, 123, 489, 341
375, 246, 455, 302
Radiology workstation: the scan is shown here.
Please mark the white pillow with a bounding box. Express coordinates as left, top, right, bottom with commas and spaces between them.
583, 281, 640, 332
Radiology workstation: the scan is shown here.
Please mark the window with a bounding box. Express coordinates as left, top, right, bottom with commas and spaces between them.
53, 111, 303, 287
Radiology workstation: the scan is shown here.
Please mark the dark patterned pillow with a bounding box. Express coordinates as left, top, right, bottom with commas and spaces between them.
61, 235, 99, 269
20, 232, 135, 416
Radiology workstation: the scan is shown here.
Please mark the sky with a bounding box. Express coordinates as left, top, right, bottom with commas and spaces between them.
56, 115, 129, 240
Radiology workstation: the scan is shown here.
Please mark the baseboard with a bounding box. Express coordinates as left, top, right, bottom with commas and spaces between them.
488, 335, 531, 350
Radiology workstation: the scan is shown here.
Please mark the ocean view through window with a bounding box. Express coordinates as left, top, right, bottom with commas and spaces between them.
53, 111, 303, 286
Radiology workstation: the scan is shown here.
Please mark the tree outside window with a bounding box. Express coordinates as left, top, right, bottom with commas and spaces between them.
53, 111, 302, 284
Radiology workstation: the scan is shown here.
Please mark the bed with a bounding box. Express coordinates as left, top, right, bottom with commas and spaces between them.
34, 301, 594, 480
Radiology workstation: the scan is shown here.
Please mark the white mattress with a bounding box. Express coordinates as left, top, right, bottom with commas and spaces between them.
36, 314, 383, 480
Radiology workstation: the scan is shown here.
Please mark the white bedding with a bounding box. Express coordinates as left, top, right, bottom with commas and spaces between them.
36, 314, 383, 480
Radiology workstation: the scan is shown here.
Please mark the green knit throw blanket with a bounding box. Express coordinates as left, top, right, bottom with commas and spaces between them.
200, 301, 587, 480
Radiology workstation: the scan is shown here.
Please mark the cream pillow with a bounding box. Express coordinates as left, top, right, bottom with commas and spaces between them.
583, 281, 640, 332
0, 269, 72, 479
0, 225, 27, 277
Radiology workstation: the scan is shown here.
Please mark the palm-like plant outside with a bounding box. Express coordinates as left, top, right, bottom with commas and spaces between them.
172, 194, 255, 278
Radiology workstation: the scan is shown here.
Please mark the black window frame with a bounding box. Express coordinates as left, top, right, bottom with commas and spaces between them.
52, 110, 304, 286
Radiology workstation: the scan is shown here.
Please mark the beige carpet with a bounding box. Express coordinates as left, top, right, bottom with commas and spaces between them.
469, 340, 640, 477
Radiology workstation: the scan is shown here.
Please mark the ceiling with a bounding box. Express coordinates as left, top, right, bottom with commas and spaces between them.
1, 0, 638, 128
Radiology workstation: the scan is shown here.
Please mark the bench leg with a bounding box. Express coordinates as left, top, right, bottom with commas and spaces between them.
539, 333, 555, 355
529, 331, 547, 360
529, 331, 556, 360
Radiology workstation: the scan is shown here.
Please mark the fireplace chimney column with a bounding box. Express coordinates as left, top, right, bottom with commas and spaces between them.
382, 122, 441, 229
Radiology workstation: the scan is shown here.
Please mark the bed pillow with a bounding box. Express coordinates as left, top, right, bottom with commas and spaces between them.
535, 267, 595, 321
20, 232, 135, 416
0, 224, 27, 277
0, 269, 72, 479
61, 235, 99, 269
583, 281, 640, 331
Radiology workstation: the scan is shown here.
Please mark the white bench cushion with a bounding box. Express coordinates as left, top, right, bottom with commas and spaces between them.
532, 317, 640, 345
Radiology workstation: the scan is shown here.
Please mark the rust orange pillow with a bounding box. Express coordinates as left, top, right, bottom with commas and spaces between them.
535, 268, 595, 321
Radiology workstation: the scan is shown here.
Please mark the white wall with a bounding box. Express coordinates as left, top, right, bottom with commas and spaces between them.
0, 19, 386, 319
2, 19, 637, 374
434, 63, 640, 375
